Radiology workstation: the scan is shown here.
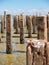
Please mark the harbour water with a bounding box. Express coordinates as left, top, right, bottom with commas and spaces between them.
0, 32, 37, 65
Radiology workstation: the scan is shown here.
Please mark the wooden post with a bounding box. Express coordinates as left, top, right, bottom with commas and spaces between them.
0, 20, 1, 42
19, 14, 24, 44
14, 15, 18, 34
26, 16, 32, 37
47, 42, 49, 65
32, 16, 37, 34
26, 45, 33, 65
4, 11, 6, 29
37, 16, 44, 40
47, 14, 49, 42
26, 40, 47, 65
1, 16, 4, 33
6, 14, 12, 54
44, 16, 47, 41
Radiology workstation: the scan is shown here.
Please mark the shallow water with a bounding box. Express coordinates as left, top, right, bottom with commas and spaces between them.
0, 43, 26, 65
0, 54, 26, 65
0, 33, 37, 65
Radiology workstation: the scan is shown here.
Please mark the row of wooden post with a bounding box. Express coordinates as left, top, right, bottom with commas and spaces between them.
13, 15, 47, 37
1, 15, 37, 34
13, 15, 49, 41
14, 15, 37, 35
0, 12, 49, 53
6, 15, 49, 39
1, 14, 49, 39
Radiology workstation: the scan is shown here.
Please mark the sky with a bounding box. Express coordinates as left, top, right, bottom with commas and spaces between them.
0, 0, 49, 15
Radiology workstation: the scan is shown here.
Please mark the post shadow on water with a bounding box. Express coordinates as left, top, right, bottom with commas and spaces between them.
1, 36, 5, 38
25, 36, 37, 38
0, 50, 26, 54
12, 36, 20, 38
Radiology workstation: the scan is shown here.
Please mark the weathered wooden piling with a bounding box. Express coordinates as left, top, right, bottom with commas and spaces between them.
32, 16, 37, 34
0, 20, 1, 42
26, 40, 33, 65
47, 42, 49, 65
1, 16, 4, 33
4, 11, 6, 29
6, 14, 12, 54
47, 14, 49, 42
26, 40, 48, 65
19, 14, 24, 44
26, 16, 32, 37
44, 16, 47, 41
14, 15, 18, 34
37, 16, 45, 39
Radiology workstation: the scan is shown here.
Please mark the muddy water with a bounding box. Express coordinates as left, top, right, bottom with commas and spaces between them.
0, 54, 26, 65
0, 33, 37, 65
0, 43, 26, 65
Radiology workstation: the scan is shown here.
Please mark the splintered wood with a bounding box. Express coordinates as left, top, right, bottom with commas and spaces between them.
6, 14, 12, 54
26, 40, 49, 65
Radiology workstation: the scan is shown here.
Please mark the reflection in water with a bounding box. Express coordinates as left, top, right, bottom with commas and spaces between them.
0, 33, 37, 65
0, 51, 6, 54
12, 50, 26, 54
0, 51, 26, 54
0, 43, 26, 65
